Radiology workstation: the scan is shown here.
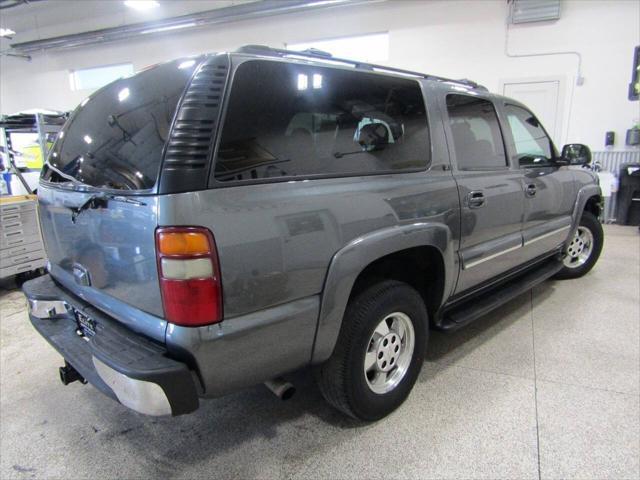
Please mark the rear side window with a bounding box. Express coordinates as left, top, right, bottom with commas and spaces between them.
446, 94, 507, 170
504, 104, 555, 167
42, 58, 201, 191
214, 60, 429, 182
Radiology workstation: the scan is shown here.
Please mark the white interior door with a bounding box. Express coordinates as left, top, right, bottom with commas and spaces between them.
502, 80, 561, 144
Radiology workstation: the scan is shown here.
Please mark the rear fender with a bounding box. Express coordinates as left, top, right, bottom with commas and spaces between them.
311, 222, 455, 364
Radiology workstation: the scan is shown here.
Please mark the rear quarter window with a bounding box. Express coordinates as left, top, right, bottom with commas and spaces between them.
213, 60, 430, 182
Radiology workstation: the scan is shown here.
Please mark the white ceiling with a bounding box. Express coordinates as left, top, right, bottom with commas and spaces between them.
0, 1, 256, 48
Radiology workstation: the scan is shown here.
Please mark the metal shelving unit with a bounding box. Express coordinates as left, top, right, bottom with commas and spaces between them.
0, 112, 68, 194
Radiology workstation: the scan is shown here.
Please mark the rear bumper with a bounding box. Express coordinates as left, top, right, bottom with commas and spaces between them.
22, 274, 199, 416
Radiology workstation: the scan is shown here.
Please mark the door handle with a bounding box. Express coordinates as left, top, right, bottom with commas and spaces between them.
525, 184, 537, 197
467, 191, 486, 208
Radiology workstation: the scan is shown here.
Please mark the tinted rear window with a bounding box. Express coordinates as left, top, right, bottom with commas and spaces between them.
42, 58, 201, 190
214, 60, 429, 182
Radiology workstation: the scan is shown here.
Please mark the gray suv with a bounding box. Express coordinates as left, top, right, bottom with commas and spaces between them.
23, 45, 603, 421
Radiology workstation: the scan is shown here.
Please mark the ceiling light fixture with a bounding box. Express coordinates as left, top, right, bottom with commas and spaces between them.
0, 28, 17, 38
124, 1, 160, 12
141, 22, 196, 35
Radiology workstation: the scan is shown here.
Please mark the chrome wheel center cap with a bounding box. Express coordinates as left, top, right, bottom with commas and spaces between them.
364, 311, 416, 395
563, 226, 594, 269
375, 332, 401, 372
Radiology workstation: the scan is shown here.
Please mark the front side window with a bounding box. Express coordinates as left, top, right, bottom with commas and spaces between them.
446, 95, 507, 170
214, 60, 429, 182
505, 104, 555, 167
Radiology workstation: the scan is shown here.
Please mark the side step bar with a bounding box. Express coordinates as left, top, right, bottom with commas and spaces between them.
438, 257, 563, 331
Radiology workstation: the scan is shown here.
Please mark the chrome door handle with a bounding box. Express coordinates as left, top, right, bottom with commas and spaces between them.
467, 191, 486, 208
525, 184, 537, 197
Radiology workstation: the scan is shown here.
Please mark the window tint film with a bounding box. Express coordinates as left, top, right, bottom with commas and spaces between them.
446, 94, 507, 170
505, 104, 555, 167
42, 58, 202, 190
214, 60, 429, 182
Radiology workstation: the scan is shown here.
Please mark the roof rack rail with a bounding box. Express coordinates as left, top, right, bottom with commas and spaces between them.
300, 47, 333, 58
234, 45, 488, 91
455, 78, 483, 89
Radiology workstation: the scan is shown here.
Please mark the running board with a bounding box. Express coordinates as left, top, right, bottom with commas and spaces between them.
437, 257, 563, 331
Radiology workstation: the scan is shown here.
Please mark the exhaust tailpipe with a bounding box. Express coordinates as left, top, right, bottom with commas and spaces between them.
264, 377, 295, 400
59, 361, 86, 385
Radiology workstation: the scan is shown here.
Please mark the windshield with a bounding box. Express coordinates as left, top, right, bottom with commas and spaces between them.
42, 57, 202, 191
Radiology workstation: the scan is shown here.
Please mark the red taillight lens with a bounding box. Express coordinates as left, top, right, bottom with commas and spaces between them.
155, 227, 222, 326
159, 278, 221, 325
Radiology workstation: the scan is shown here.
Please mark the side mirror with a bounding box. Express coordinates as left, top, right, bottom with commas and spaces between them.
559, 143, 592, 166
357, 122, 390, 152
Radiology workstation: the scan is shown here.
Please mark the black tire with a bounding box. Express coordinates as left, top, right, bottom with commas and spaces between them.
315, 280, 428, 421
554, 211, 603, 280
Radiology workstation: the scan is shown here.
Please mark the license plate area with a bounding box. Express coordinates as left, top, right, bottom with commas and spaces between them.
73, 308, 96, 339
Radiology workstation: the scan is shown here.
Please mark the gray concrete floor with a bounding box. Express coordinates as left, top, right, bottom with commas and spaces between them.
0, 225, 638, 479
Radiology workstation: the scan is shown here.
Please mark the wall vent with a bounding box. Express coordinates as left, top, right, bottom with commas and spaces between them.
509, 0, 561, 24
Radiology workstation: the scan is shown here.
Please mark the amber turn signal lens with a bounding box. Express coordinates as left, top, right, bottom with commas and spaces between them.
157, 231, 210, 256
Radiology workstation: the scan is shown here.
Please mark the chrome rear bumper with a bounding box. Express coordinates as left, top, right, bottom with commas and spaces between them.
23, 274, 199, 416
28, 299, 69, 319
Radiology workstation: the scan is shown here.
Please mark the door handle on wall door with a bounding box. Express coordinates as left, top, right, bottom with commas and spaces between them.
467, 191, 486, 208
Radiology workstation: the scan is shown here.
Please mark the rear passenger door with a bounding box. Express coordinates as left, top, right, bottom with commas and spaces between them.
500, 103, 575, 261
443, 94, 525, 294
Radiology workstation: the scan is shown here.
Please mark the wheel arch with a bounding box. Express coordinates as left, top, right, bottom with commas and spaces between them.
311, 223, 456, 364
567, 184, 602, 248
348, 246, 446, 324
583, 194, 602, 218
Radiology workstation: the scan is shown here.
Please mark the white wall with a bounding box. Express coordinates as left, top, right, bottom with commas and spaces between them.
1, 0, 638, 151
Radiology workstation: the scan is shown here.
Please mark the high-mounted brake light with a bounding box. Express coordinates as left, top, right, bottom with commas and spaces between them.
156, 227, 222, 326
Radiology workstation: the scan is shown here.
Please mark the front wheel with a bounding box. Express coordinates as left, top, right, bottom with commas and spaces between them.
554, 211, 603, 279
315, 280, 428, 421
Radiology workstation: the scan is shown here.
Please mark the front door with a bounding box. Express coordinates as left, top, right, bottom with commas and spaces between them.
443, 94, 525, 294
500, 102, 575, 260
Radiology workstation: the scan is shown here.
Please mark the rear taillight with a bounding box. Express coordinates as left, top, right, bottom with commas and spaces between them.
155, 227, 222, 326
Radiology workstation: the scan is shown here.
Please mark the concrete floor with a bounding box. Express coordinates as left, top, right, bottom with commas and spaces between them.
0, 225, 638, 479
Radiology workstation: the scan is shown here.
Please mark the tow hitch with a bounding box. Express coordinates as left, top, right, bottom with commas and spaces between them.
59, 361, 87, 385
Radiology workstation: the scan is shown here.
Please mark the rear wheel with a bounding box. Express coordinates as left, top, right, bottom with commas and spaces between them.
316, 280, 428, 421
555, 211, 603, 279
